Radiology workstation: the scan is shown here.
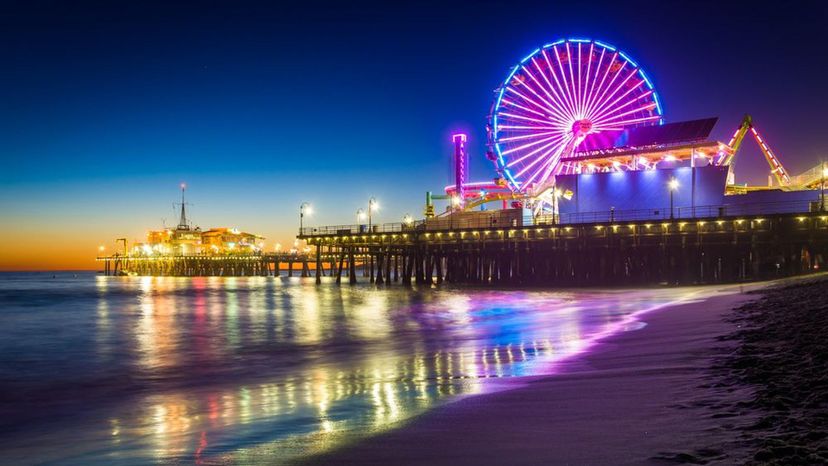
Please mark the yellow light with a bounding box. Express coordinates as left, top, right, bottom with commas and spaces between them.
716, 220, 724, 225
644, 224, 652, 228
736, 219, 744, 224
797, 217, 806, 222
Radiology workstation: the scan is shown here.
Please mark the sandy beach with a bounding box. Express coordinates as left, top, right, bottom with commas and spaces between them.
302, 280, 816, 465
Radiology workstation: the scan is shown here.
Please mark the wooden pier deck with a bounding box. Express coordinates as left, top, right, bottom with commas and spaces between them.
299, 202, 828, 286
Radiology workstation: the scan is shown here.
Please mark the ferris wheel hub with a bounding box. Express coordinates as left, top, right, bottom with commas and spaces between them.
571, 119, 593, 137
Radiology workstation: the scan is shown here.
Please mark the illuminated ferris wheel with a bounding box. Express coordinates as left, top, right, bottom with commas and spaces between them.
489, 38, 663, 194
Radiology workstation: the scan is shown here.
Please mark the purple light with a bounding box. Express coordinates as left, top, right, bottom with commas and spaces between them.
490, 39, 662, 193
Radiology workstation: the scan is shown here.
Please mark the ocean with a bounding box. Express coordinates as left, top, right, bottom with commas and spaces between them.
0, 272, 703, 465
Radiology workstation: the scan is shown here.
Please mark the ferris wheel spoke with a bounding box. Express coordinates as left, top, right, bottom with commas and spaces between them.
499, 112, 566, 128
498, 130, 562, 143
498, 100, 566, 126
585, 67, 638, 122
516, 67, 572, 123
523, 139, 570, 186
565, 42, 580, 117
508, 76, 569, 121
597, 93, 653, 125
505, 86, 566, 123
535, 49, 575, 119
576, 43, 583, 117
590, 82, 649, 123
584, 50, 617, 119
583, 54, 624, 121
513, 135, 570, 179
582, 48, 607, 122
518, 66, 563, 113
592, 105, 659, 127
581, 42, 594, 119
504, 134, 567, 165
549, 47, 580, 119
594, 115, 661, 128
501, 98, 549, 118
507, 83, 563, 121
498, 124, 564, 131
529, 57, 575, 120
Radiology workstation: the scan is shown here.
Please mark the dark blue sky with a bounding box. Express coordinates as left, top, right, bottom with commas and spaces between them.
2, 0, 827, 265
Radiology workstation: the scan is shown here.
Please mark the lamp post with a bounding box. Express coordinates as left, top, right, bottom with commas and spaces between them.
668, 178, 679, 219
299, 202, 312, 233
553, 189, 562, 225
368, 197, 378, 232
357, 208, 366, 233
821, 162, 827, 211
403, 214, 413, 227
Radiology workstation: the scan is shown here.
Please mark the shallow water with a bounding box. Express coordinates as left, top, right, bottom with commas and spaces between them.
0, 272, 707, 465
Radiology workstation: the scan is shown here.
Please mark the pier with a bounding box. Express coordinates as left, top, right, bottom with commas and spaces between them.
299, 201, 828, 286
97, 253, 315, 277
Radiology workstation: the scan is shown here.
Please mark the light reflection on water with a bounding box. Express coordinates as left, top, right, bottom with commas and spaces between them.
0, 273, 706, 465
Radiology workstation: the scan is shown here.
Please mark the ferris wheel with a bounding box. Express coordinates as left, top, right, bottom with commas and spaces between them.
488, 38, 663, 194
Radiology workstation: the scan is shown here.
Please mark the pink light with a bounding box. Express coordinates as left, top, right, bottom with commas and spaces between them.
532, 54, 574, 117
452, 133, 467, 142
525, 60, 572, 119
493, 39, 661, 191
586, 67, 639, 121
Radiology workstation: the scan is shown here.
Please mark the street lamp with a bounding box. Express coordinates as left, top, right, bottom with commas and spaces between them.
299, 202, 312, 233
821, 162, 827, 211
553, 188, 562, 225
357, 208, 366, 224
403, 213, 413, 226
368, 197, 378, 231
668, 177, 679, 219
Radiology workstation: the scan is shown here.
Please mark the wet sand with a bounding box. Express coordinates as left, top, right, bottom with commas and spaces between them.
708, 277, 828, 465
301, 285, 760, 465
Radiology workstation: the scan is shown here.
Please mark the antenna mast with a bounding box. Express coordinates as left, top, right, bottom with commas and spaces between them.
176, 183, 190, 230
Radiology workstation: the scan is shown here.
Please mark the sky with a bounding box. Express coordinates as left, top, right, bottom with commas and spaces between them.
1, 0, 827, 270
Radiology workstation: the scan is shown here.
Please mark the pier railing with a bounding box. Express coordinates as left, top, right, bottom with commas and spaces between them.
299, 199, 824, 237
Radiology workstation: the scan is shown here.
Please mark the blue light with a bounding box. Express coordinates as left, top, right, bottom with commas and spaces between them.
594, 40, 616, 51
638, 70, 654, 89
568, 38, 591, 43
520, 48, 540, 64
543, 39, 566, 48
618, 51, 638, 68
653, 92, 663, 120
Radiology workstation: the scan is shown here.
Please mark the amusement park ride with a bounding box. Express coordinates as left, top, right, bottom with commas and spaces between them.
427, 38, 823, 218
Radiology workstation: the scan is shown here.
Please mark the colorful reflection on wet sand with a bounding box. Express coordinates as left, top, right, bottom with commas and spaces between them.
0, 273, 707, 464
